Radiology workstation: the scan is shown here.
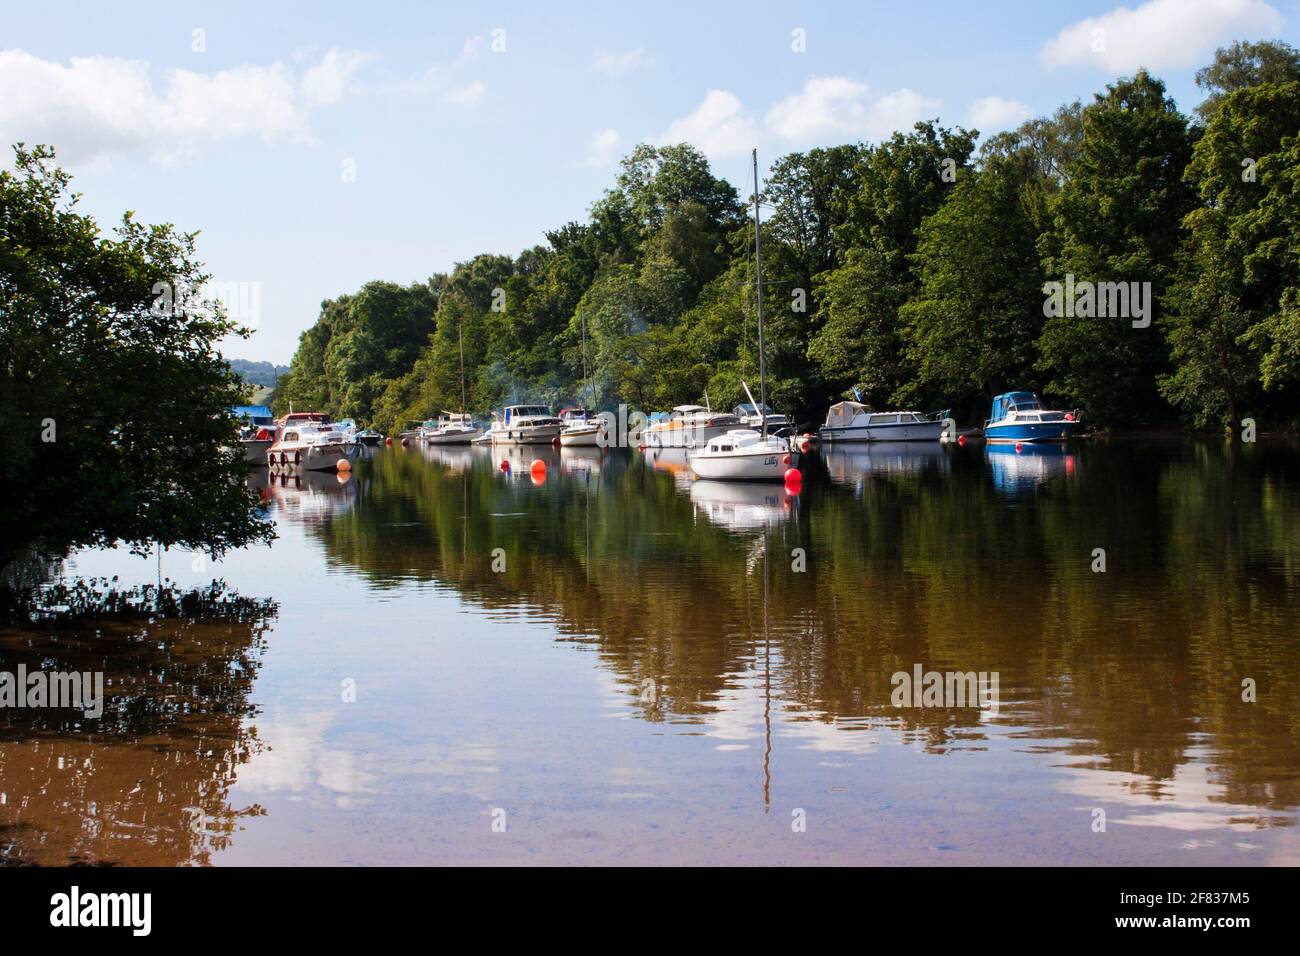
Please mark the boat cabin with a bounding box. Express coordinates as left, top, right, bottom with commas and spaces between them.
988, 392, 1069, 425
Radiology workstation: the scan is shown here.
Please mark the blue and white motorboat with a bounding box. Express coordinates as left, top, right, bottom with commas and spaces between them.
983, 392, 1080, 443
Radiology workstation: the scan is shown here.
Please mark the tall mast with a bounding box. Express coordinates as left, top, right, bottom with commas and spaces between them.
580, 308, 590, 407
458, 313, 467, 416
753, 148, 767, 440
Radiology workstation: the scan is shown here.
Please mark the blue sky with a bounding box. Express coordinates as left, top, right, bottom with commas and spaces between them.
3, 0, 1297, 362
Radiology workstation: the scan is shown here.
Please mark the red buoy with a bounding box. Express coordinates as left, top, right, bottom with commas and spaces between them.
500, 459, 510, 471
957, 434, 967, 447
1015, 442, 1024, 453
782, 453, 792, 465
385, 436, 393, 447
784, 467, 802, 492
798, 438, 811, 454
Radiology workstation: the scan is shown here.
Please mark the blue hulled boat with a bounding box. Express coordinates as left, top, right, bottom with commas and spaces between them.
983, 392, 1080, 443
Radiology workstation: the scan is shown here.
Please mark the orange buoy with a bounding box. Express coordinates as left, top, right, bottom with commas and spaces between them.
337, 458, 352, 472
530, 459, 547, 478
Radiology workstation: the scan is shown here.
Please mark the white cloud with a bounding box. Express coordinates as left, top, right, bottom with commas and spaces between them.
657, 89, 759, 158
456, 35, 485, 66
586, 128, 622, 166
594, 49, 649, 75
765, 77, 940, 143
862, 88, 942, 139
659, 80, 941, 158
443, 81, 487, 107
966, 96, 1032, 133
765, 76, 871, 140
1041, 0, 1283, 72
0, 47, 371, 164
301, 49, 375, 107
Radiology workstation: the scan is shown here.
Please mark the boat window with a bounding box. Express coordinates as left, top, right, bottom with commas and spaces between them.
284, 432, 297, 442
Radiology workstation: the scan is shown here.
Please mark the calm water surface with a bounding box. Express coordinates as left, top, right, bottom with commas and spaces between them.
3, 438, 1299, 865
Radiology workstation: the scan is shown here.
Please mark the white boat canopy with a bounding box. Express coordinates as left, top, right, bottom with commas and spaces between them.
824, 401, 870, 427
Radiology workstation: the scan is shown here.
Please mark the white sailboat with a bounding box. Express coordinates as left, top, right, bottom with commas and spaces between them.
689, 149, 796, 482
427, 311, 485, 444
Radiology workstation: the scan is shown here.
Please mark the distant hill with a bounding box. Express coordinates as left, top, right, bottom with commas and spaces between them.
228, 359, 289, 388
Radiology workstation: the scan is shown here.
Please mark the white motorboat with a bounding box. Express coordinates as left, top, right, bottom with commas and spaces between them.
488, 404, 564, 444
818, 402, 948, 442
642, 405, 742, 449
267, 421, 360, 471
557, 406, 606, 447
424, 411, 483, 445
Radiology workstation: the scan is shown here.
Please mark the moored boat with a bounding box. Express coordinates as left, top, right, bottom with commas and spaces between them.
819, 402, 948, 442
558, 407, 606, 447
230, 404, 277, 464
267, 420, 360, 471
424, 411, 483, 445
983, 391, 1080, 443
642, 405, 741, 449
488, 405, 564, 444
687, 150, 796, 484
733, 402, 792, 434
688, 428, 793, 480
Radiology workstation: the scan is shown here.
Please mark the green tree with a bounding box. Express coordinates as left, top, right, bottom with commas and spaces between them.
809, 121, 976, 404
899, 150, 1045, 409
0, 145, 274, 578
1194, 39, 1300, 121
1037, 71, 1197, 425
1162, 81, 1300, 427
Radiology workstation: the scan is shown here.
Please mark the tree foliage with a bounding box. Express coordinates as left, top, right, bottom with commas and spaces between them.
0, 145, 274, 576
279, 44, 1300, 435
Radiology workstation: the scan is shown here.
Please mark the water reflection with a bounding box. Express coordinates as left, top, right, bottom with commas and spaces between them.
690, 480, 796, 532
0, 609, 275, 865
5, 437, 1299, 864
986, 442, 1078, 495
823, 441, 951, 491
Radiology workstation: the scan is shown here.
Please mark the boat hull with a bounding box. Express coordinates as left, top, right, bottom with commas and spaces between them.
984, 421, 1079, 443
688, 447, 791, 481
267, 443, 359, 471
425, 427, 483, 445
490, 424, 564, 445
819, 419, 945, 442
240, 439, 273, 464
559, 425, 604, 447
